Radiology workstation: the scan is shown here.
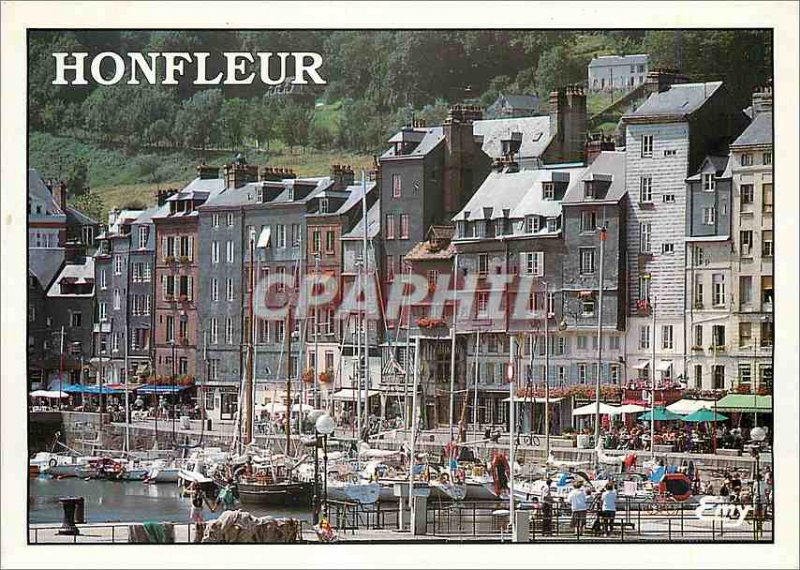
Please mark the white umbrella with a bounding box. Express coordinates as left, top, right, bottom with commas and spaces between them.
29, 390, 68, 399
615, 404, 647, 415
291, 403, 314, 413
572, 401, 621, 416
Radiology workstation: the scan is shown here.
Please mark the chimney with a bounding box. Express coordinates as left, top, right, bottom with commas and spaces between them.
331, 163, 355, 191
155, 189, 177, 207
197, 162, 220, 180
260, 166, 297, 182
644, 68, 689, 95
585, 135, 615, 164
548, 86, 587, 164
52, 180, 67, 211
443, 104, 484, 215
751, 84, 773, 117
223, 155, 259, 189
500, 132, 523, 161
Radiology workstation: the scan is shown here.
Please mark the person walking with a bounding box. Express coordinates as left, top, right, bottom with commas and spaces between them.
188, 482, 215, 543
600, 482, 617, 537
567, 480, 588, 538
541, 479, 554, 536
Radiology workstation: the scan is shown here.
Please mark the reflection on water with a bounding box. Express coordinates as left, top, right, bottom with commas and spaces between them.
29, 477, 311, 524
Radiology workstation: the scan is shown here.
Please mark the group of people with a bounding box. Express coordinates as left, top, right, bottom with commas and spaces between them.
186, 481, 239, 543
566, 480, 618, 538
595, 422, 769, 454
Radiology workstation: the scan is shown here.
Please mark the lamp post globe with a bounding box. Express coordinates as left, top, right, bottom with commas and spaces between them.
316, 413, 335, 435
751, 426, 767, 442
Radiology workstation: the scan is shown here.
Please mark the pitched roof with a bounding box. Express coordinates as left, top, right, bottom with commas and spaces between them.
153, 176, 227, 218
687, 155, 731, 181
381, 127, 445, 159
404, 240, 456, 262
47, 258, 95, 297
510, 167, 586, 219
563, 151, 627, 204
204, 177, 334, 209
29, 251, 65, 291
472, 116, 552, 160
335, 181, 377, 215
730, 112, 772, 148
499, 94, 539, 109
589, 54, 648, 68
624, 82, 723, 119
342, 200, 380, 240
28, 169, 65, 218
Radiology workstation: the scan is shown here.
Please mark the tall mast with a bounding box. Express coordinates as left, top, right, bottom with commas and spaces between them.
544, 283, 550, 461
313, 253, 320, 409
650, 295, 657, 458
242, 231, 255, 447
408, 334, 421, 529
285, 308, 292, 455
355, 265, 362, 440
508, 335, 517, 538
448, 253, 458, 441
361, 170, 369, 428
594, 226, 606, 460
124, 326, 130, 453
473, 330, 480, 442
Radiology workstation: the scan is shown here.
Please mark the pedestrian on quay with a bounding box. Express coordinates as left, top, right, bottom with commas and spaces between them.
541, 479, 554, 536
188, 482, 215, 543
567, 480, 588, 538
600, 482, 617, 537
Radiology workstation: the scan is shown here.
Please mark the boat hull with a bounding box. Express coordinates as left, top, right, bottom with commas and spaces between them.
326, 482, 381, 505
236, 481, 312, 506
147, 467, 180, 483
429, 481, 467, 501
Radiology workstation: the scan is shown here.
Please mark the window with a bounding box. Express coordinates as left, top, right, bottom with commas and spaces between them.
739, 230, 753, 256
325, 230, 335, 253
638, 275, 650, 302
712, 365, 725, 390
100, 269, 107, 290
608, 335, 620, 350
630, 64, 635, 73
639, 223, 651, 253
226, 318, 234, 344
211, 278, 219, 302
610, 364, 619, 384
70, 311, 82, 328
212, 213, 220, 228
762, 152, 772, 165
639, 177, 652, 202
311, 230, 320, 253
273, 224, 285, 249
179, 275, 193, 299
524, 216, 540, 234
711, 325, 726, 348
662, 193, 675, 203
693, 364, 703, 389
547, 292, 555, 314
319, 198, 329, 214
693, 324, 703, 347
478, 254, 489, 276
112, 333, 120, 353
392, 174, 401, 198
734, 276, 752, 308
291, 224, 301, 247
737, 364, 752, 388
477, 292, 489, 317
759, 364, 773, 391
641, 135, 653, 158
165, 316, 175, 342
740, 184, 754, 205
738, 322, 752, 347
210, 318, 218, 344
542, 182, 555, 200
164, 236, 176, 257
662, 325, 673, 350
760, 321, 773, 348
385, 214, 395, 240
577, 335, 587, 350
546, 217, 558, 232
114, 255, 123, 275
385, 255, 394, 281
113, 289, 121, 311
712, 274, 725, 306
427, 270, 439, 290
399, 214, 409, 239
693, 274, 704, 307
227, 279, 235, 301
28, 304, 35, 322
581, 211, 596, 233
138, 227, 148, 249
579, 248, 595, 274
179, 235, 191, 259
664, 149, 676, 157
703, 173, 715, 192
211, 241, 220, 264
762, 184, 773, 213
578, 363, 588, 384
692, 246, 704, 267
639, 325, 650, 350
521, 252, 544, 276
741, 153, 753, 166
762, 230, 773, 257
661, 243, 674, 255
761, 275, 773, 307
582, 299, 595, 316
224, 240, 233, 263
703, 207, 716, 225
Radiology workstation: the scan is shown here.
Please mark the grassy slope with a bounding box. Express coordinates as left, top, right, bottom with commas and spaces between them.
29, 130, 372, 211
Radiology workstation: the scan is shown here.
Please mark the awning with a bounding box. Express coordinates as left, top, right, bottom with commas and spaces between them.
713, 394, 772, 413
657, 361, 673, 372
257, 226, 271, 249
29, 390, 69, 399
330, 388, 380, 401
136, 384, 192, 394
615, 403, 647, 414
667, 398, 718, 415
633, 361, 650, 370
572, 401, 621, 416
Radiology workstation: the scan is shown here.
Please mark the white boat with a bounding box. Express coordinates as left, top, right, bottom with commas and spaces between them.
429, 477, 467, 501
326, 473, 382, 505
29, 452, 75, 476
146, 459, 181, 483
41, 455, 100, 478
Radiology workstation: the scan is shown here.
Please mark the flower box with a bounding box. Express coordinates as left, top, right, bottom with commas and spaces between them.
179, 256, 190, 264
416, 317, 447, 329
164, 256, 176, 264
301, 370, 314, 383
319, 371, 332, 383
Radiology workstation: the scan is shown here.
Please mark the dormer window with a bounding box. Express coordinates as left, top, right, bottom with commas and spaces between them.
456, 221, 467, 238
542, 182, 555, 200
584, 181, 596, 199
546, 217, 558, 232
319, 198, 329, 214
474, 221, 486, 238
524, 216, 540, 234
703, 173, 715, 192
494, 219, 506, 236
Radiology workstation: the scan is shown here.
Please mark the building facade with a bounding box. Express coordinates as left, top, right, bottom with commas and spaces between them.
588, 54, 649, 92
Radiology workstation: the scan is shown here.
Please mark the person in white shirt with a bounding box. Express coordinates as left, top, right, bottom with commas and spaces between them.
567, 480, 588, 536
600, 482, 617, 536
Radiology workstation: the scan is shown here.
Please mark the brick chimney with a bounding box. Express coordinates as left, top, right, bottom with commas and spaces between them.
751, 84, 773, 117
443, 104, 485, 215
260, 166, 297, 182
197, 162, 220, 180
585, 135, 616, 164
644, 68, 689, 95
155, 189, 178, 207
331, 164, 355, 191
223, 155, 259, 189
547, 86, 587, 164
52, 180, 67, 211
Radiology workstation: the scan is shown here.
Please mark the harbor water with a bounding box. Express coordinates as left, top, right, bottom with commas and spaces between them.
29, 476, 312, 524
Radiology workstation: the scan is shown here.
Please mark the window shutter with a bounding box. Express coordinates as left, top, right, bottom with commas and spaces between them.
161, 236, 166, 258
188, 236, 194, 261
188, 276, 193, 300
536, 252, 545, 277
520, 252, 527, 275
161, 274, 166, 298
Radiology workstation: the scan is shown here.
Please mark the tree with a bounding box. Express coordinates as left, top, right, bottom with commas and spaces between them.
218, 98, 250, 149
66, 160, 89, 197
174, 89, 223, 151
278, 101, 312, 152
535, 45, 586, 95
249, 97, 279, 151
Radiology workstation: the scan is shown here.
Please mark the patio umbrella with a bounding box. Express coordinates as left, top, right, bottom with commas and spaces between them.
638, 406, 683, 421
682, 408, 728, 422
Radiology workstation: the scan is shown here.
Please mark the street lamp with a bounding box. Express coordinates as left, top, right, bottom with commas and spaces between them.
750, 426, 767, 479
315, 413, 336, 519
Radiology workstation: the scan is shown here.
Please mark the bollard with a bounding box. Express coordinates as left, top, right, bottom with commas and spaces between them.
513, 511, 530, 543
74, 496, 86, 524
57, 497, 81, 535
